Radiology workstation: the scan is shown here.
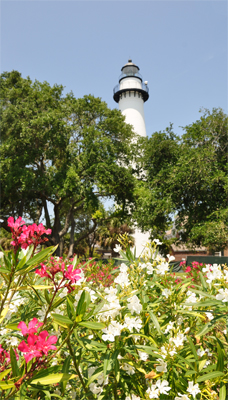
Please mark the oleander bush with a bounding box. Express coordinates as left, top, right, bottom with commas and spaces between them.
0, 217, 227, 400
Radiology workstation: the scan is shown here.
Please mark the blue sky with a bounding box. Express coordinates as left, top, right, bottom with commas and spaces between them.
1, 0, 227, 138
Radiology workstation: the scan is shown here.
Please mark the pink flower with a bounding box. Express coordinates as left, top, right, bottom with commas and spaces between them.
64, 265, 81, 283
35, 264, 52, 279
17, 326, 58, 363
36, 331, 57, 355
18, 318, 43, 336
18, 335, 42, 363
8, 216, 25, 230
185, 266, 191, 273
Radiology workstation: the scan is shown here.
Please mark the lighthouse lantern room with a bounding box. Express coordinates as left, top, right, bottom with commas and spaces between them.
113, 59, 149, 138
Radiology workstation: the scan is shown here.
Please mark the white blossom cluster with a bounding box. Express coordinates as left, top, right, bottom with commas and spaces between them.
88, 366, 108, 395
114, 263, 131, 288
146, 379, 171, 398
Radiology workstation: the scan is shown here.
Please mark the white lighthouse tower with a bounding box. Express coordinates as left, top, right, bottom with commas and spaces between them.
113, 59, 149, 137
113, 59, 150, 257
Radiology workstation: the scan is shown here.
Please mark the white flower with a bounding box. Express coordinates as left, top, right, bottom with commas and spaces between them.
156, 360, 167, 372
138, 351, 148, 361
123, 363, 135, 375
37, 306, 49, 319
138, 262, 146, 270
197, 348, 205, 357
204, 264, 223, 286
156, 262, 169, 275
88, 334, 93, 339
216, 288, 228, 302
162, 288, 171, 298
104, 286, 118, 298
146, 385, 159, 399
156, 379, 171, 394
102, 321, 124, 342
187, 381, 201, 398
160, 346, 168, 359
0, 328, 8, 335
114, 244, 122, 253
99, 298, 121, 321
124, 316, 142, 332
175, 394, 190, 400
205, 348, 212, 357
114, 272, 130, 288
145, 262, 154, 275
89, 382, 103, 394
120, 263, 128, 273
154, 239, 162, 245
125, 395, 140, 400
5, 336, 20, 347
59, 287, 68, 298
70, 391, 77, 399
205, 312, 214, 320
127, 295, 142, 315
184, 327, 190, 334
171, 333, 186, 348
167, 254, 175, 262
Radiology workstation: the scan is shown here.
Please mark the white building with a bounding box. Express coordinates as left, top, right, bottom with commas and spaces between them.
113, 59, 150, 257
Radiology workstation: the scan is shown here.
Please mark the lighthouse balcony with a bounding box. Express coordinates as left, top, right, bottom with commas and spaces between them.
113, 82, 149, 103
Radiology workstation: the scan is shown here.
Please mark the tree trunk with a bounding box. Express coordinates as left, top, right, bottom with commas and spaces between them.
67, 216, 75, 259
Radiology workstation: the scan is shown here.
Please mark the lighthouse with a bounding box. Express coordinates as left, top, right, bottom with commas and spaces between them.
113, 59, 149, 137
113, 60, 150, 257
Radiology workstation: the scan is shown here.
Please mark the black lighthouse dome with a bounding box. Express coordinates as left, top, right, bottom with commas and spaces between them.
113, 59, 149, 103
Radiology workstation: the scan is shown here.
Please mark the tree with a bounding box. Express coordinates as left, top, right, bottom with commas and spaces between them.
0, 71, 136, 256
97, 216, 135, 256
133, 125, 180, 235
135, 109, 228, 252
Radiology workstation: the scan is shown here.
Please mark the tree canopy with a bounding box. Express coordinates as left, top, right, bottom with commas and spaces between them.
0, 71, 136, 255
134, 108, 228, 252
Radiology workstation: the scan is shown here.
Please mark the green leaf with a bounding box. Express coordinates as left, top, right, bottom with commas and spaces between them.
103, 351, 111, 379
15, 245, 58, 275
0, 266, 11, 274
19, 382, 27, 400
52, 313, 73, 328
148, 309, 162, 335
78, 321, 105, 330
10, 347, 19, 377
196, 371, 224, 382
0, 368, 12, 380
67, 296, 76, 320
87, 366, 103, 387
0, 380, 15, 389
31, 373, 76, 385
197, 320, 217, 337
199, 271, 207, 289
219, 383, 226, 400
187, 336, 198, 361
216, 342, 224, 372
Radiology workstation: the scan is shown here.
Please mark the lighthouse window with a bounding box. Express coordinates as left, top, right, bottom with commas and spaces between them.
124, 93, 126, 98
138, 93, 140, 98
134, 92, 136, 97
129, 92, 131, 97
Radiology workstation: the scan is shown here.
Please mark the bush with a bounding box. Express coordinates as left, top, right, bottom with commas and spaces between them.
0, 218, 227, 399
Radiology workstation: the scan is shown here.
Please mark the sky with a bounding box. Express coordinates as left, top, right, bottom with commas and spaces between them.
1, 0, 227, 138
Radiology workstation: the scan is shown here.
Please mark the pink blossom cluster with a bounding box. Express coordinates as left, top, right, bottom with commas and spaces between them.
35, 257, 81, 293
0, 344, 19, 370
8, 216, 52, 253
80, 260, 118, 287
17, 318, 57, 363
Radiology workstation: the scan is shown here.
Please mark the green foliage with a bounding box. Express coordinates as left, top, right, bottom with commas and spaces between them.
135, 109, 228, 252
0, 71, 136, 256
